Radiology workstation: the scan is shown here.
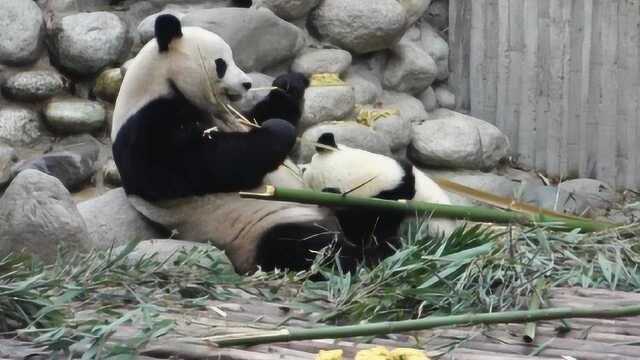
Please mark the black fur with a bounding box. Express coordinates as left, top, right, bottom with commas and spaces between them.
316, 132, 338, 152
155, 14, 183, 52
245, 72, 309, 128
112, 83, 296, 201
215, 58, 227, 79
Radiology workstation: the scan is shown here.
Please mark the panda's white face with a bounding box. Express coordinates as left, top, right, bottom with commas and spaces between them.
111, 24, 252, 140
168, 27, 252, 109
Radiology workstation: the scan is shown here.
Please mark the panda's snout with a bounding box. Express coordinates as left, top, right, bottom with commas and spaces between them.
242, 82, 252, 90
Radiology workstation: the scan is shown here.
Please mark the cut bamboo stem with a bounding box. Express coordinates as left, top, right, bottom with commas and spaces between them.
523, 278, 545, 343
209, 303, 640, 347
239, 186, 617, 233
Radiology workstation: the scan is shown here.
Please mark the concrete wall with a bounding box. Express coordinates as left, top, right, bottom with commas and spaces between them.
449, 0, 640, 190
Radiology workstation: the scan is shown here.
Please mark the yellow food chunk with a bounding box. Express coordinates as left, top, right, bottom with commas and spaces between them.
355, 346, 392, 360
310, 73, 345, 87
390, 348, 430, 360
315, 349, 343, 360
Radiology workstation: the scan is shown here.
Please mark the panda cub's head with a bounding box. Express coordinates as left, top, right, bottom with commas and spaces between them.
112, 14, 252, 140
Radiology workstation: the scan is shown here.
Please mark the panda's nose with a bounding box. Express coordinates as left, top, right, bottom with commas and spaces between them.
242, 82, 252, 90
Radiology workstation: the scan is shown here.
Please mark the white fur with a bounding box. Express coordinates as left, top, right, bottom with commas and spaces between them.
303, 143, 458, 237
111, 27, 251, 141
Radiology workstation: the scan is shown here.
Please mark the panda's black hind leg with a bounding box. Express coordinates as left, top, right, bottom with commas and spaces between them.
256, 222, 360, 276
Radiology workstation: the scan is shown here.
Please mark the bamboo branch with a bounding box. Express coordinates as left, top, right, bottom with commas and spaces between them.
523, 278, 546, 343
239, 186, 617, 233
208, 303, 640, 347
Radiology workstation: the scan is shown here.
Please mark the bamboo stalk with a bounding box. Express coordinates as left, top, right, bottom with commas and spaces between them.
523, 278, 546, 343
239, 186, 617, 233
208, 303, 640, 347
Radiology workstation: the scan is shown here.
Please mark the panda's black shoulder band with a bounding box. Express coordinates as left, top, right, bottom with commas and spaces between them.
316, 132, 338, 153
155, 14, 183, 52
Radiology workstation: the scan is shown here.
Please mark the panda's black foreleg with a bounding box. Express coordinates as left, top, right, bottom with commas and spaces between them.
196, 118, 296, 192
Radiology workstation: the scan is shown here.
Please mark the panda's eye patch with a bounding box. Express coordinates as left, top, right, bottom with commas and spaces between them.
215, 58, 227, 79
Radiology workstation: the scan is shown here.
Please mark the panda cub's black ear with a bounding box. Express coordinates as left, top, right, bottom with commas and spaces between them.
316, 132, 338, 153
155, 14, 183, 52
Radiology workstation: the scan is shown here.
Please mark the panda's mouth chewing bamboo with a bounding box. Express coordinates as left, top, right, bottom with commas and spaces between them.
224, 90, 243, 102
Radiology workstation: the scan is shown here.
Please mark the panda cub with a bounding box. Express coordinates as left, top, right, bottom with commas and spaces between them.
244, 72, 309, 128
303, 133, 458, 260
112, 14, 299, 201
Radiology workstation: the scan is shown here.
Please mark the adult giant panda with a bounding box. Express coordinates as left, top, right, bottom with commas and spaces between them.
112, 14, 299, 201
303, 133, 458, 258
111, 14, 349, 274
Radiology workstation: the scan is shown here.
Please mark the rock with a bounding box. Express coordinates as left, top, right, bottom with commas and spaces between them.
344, 67, 383, 105
93, 68, 123, 103
257, 0, 321, 20
103, 159, 122, 187
180, 8, 305, 72
383, 33, 438, 94
77, 188, 163, 249
434, 84, 455, 109
371, 114, 411, 152
119, 239, 232, 268
44, 98, 106, 134
1, 70, 67, 101
409, 109, 510, 170
0, 145, 18, 187
235, 72, 274, 113
518, 183, 590, 215
298, 121, 391, 163
0, 170, 90, 263
291, 49, 352, 77
397, 0, 432, 26
379, 91, 429, 123
419, 86, 438, 111
0, 107, 45, 146
423, 169, 519, 206
559, 178, 617, 211
16, 135, 100, 191
0, 0, 44, 65
417, 22, 449, 80
309, 0, 407, 54
49, 12, 128, 75
300, 85, 355, 130
424, 0, 449, 31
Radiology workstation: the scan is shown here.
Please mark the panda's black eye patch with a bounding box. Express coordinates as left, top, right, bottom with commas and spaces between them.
215, 58, 227, 79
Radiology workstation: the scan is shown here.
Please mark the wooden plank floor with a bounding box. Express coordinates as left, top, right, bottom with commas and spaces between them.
3, 287, 640, 359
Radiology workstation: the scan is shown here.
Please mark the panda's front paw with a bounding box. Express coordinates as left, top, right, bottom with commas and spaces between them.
261, 118, 295, 139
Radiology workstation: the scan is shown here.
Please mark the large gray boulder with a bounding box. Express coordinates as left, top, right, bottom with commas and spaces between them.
371, 114, 411, 153
0, 107, 47, 146
300, 85, 355, 130
397, 0, 432, 26
257, 0, 321, 20
1, 70, 67, 102
383, 32, 438, 94
559, 178, 617, 212
15, 136, 100, 191
0, 0, 44, 65
44, 98, 107, 134
291, 48, 352, 77
298, 121, 392, 163
379, 91, 429, 123
309, 0, 407, 54
78, 188, 164, 250
180, 8, 305, 72
409, 109, 510, 170
0, 170, 90, 263
417, 22, 449, 81
49, 12, 128, 75
345, 67, 383, 105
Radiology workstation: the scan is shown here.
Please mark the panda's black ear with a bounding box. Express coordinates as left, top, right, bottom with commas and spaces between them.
155, 14, 183, 52
316, 133, 338, 153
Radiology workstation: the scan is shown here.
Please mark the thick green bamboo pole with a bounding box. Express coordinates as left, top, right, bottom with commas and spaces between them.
211, 303, 640, 347
240, 186, 616, 233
